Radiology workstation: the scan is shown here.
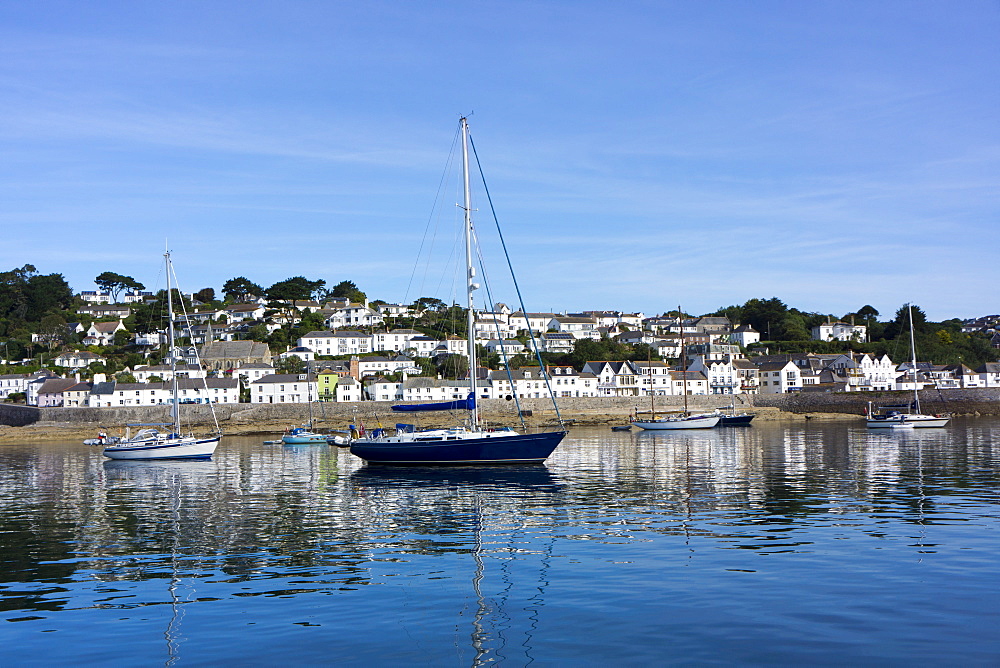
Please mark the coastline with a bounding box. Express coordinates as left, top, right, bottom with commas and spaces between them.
0, 406, 845, 444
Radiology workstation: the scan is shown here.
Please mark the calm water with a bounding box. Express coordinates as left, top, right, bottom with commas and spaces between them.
1, 419, 999, 666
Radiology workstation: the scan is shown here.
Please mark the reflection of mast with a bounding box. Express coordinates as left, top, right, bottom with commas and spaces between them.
470, 496, 489, 666
164, 471, 185, 667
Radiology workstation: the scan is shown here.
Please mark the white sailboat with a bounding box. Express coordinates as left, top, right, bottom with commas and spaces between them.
632, 311, 720, 430
349, 117, 566, 464
866, 303, 949, 429
103, 248, 223, 460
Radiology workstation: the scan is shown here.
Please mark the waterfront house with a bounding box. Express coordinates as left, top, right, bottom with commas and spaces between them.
235, 362, 275, 384
98, 378, 239, 406
334, 376, 362, 402
756, 360, 802, 394
687, 356, 740, 395
581, 361, 642, 397
632, 360, 675, 395
36, 378, 80, 407
250, 374, 315, 404
395, 376, 470, 402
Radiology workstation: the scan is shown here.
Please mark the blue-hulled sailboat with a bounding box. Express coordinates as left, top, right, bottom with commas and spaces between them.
349, 117, 566, 465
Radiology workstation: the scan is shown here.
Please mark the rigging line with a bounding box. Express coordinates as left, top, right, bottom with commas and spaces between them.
468, 133, 565, 429
404, 125, 462, 308
167, 258, 222, 436
471, 227, 528, 430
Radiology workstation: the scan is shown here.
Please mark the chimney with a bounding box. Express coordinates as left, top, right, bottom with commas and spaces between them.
349, 356, 360, 380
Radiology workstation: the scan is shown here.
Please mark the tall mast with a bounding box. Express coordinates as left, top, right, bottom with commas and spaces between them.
908, 303, 920, 413
679, 306, 689, 415
165, 246, 180, 435
461, 117, 479, 427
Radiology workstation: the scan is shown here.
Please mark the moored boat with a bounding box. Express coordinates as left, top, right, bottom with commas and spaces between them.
102, 248, 222, 461
632, 412, 721, 430
865, 304, 949, 430
349, 118, 566, 465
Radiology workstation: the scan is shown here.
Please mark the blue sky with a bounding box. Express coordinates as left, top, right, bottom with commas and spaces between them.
2, 1, 997, 322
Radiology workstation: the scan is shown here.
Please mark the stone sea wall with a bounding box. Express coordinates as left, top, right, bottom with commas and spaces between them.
4, 388, 999, 433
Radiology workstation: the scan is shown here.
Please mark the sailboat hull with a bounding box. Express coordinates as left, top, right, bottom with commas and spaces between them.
281, 432, 329, 444
102, 436, 220, 460
717, 413, 755, 426
350, 431, 566, 465
866, 415, 949, 429
632, 415, 720, 430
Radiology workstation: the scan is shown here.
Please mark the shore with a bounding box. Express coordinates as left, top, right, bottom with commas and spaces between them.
0, 405, 854, 444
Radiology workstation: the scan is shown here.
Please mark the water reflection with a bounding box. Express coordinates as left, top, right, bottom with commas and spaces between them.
0, 419, 998, 664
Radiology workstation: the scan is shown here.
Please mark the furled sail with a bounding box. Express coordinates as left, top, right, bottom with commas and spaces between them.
391, 394, 475, 412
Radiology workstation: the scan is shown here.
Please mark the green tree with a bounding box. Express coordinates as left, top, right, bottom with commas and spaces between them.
266, 277, 326, 320
740, 297, 790, 340
222, 277, 262, 303
194, 287, 216, 303
436, 354, 469, 380
331, 280, 366, 304
37, 314, 67, 350
113, 329, 132, 347
0, 265, 73, 322
95, 272, 144, 303
275, 355, 306, 375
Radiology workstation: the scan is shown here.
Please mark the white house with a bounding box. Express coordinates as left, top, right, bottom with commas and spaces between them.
0, 373, 30, 400
730, 324, 760, 347
297, 331, 373, 356
250, 373, 316, 404
509, 312, 558, 334
812, 321, 867, 342
666, 370, 710, 395
89, 378, 238, 407
356, 355, 421, 379
632, 361, 676, 395
486, 340, 526, 357
133, 363, 206, 382
53, 351, 106, 369
83, 321, 127, 347
757, 360, 802, 394
474, 319, 518, 340
687, 356, 740, 395
235, 362, 276, 384
549, 316, 599, 340
325, 303, 384, 329
365, 378, 403, 402
540, 332, 575, 354
223, 303, 267, 322
279, 347, 316, 363
335, 376, 363, 402
373, 329, 423, 353
399, 377, 472, 402
581, 361, 642, 397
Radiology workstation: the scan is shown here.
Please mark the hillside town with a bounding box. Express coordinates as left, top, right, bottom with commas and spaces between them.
2, 279, 999, 409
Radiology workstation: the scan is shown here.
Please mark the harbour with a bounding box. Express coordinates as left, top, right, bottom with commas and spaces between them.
2, 419, 998, 664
